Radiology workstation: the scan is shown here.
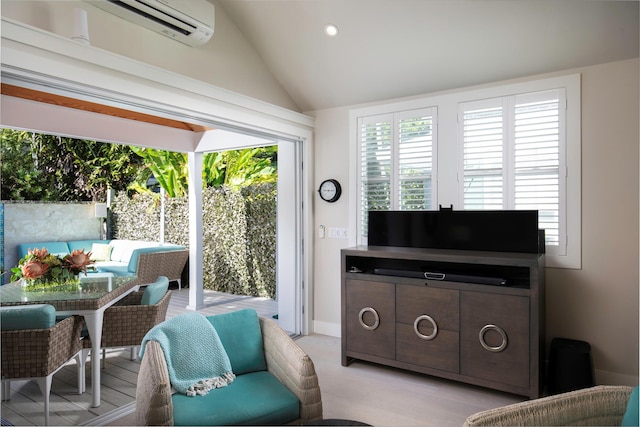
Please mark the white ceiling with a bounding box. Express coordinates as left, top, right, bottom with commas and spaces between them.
216, 0, 639, 112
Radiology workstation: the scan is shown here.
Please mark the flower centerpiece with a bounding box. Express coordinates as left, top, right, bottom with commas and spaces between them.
11, 247, 94, 290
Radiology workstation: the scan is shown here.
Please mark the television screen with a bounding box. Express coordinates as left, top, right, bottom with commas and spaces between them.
367, 210, 541, 253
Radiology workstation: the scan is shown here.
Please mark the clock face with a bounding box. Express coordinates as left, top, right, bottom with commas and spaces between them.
319, 179, 342, 203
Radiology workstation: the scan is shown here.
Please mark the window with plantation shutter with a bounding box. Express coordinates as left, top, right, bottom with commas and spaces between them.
459, 89, 566, 255
358, 108, 436, 240
351, 73, 579, 268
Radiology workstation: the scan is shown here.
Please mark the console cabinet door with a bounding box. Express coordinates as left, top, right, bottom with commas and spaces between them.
345, 279, 395, 360
396, 285, 460, 372
460, 291, 529, 388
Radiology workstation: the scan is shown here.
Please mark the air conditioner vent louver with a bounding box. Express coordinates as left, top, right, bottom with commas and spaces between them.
85, 0, 214, 47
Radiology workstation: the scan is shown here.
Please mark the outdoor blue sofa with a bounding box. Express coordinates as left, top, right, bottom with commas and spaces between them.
17, 239, 189, 288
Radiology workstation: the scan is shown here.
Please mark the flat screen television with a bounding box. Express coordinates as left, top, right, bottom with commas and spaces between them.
367, 210, 542, 253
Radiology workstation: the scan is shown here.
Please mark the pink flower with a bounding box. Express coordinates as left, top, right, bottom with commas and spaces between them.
28, 247, 50, 261
21, 259, 49, 280
64, 249, 94, 275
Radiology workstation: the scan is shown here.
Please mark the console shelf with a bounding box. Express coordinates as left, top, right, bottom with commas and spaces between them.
341, 245, 545, 398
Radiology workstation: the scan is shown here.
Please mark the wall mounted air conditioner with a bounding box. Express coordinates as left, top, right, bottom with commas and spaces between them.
85, 0, 214, 47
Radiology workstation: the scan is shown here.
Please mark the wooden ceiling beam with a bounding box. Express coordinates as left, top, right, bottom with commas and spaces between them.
1, 83, 211, 133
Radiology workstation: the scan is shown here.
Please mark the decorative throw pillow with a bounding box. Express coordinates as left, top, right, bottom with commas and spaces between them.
207, 308, 267, 375
622, 386, 639, 426
91, 243, 113, 262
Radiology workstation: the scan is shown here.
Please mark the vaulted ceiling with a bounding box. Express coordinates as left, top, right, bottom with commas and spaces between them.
217, 0, 639, 112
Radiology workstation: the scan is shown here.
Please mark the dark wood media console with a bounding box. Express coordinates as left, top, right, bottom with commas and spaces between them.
341, 245, 545, 398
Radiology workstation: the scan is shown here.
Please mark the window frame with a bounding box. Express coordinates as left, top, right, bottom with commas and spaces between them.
349, 74, 581, 269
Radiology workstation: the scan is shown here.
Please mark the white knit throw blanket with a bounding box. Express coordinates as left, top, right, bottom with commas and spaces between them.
140, 312, 235, 396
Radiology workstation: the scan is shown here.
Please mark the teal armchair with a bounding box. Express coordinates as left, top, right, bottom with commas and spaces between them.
135, 309, 323, 426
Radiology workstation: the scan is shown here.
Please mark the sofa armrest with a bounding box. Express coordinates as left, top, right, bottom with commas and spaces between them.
463, 385, 634, 426
136, 340, 174, 426
259, 317, 323, 422
128, 250, 189, 287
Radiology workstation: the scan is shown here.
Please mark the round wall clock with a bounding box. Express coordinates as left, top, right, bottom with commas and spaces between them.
318, 179, 342, 203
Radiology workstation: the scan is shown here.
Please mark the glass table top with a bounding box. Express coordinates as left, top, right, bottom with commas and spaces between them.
0, 276, 138, 311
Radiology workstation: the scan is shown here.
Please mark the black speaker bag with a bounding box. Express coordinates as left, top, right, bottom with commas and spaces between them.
547, 337, 595, 395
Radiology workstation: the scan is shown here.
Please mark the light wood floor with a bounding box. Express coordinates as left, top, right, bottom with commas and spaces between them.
1, 288, 524, 426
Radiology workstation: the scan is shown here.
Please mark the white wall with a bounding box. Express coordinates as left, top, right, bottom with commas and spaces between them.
310, 58, 639, 386
0, 0, 299, 111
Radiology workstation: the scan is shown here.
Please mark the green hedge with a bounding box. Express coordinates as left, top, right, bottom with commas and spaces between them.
110, 183, 276, 298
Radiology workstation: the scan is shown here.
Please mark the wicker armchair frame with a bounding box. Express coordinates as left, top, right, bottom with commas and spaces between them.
135, 316, 323, 426
1, 315, 84, 425
464, 385, 634, 426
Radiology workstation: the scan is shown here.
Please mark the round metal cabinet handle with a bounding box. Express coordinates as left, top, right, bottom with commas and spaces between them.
479, 324, 508, 352
413, 315, 438, 340
358, 307, 380, 331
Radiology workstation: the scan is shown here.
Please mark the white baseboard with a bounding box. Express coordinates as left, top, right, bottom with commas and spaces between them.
312, 320, 341, 337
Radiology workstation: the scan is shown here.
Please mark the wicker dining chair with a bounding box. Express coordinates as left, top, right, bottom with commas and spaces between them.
1, 304, 84, 426
79, 277, 171, 389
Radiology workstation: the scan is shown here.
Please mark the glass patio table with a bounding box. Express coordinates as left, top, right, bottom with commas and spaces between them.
0, 275, 139, 407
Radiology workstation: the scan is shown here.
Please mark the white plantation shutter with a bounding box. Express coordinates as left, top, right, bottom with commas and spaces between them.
461, 99, 505, 210
514, 91, 564, 249
397, 110, 435, 210
359, 114, 392, 239
358, 108, 436, 240
460, 89, 566, 255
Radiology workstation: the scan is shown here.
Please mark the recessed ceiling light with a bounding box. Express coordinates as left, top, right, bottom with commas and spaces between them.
324, 24, 339, 37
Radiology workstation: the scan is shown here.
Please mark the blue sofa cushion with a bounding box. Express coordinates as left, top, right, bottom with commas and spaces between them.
0, 304, 56, 330
141, 276, 170, 305
171, 370, 300, 426
17, 241, 70, 259
96, 265, 134, 276
622, 386, 639, 426
206, 309, 267, 375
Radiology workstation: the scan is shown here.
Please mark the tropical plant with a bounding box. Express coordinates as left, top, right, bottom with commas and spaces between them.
130, 146, 278, 197
1, 129, 143, 201
129, 147, 189, 197
203, 147, 277, 189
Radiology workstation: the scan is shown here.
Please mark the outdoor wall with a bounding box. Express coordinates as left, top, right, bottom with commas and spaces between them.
0, 0, 299, 111
310, 58, 640, 386
2, 202, 101, 282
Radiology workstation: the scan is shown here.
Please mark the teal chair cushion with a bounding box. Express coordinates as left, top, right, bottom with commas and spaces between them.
141, 276, 170, 305
206, 309, 267, 375
172, 370, 300, 426
0, 304, 56, 330
622, 386, 639, 426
